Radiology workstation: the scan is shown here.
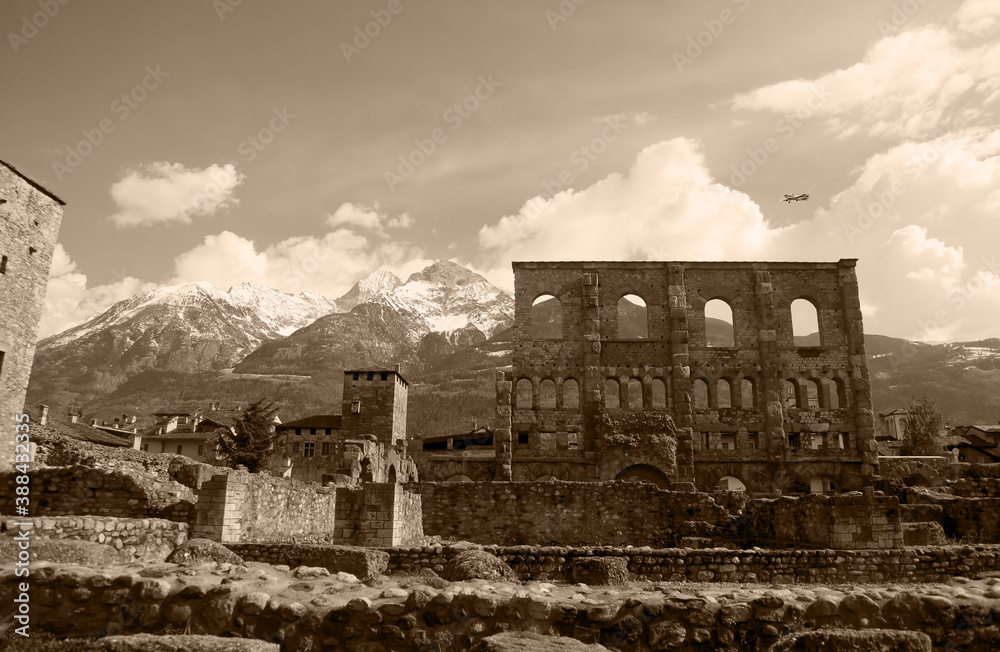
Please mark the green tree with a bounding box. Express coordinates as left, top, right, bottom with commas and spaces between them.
900, 395, 946, 456
215, 399, 281, 472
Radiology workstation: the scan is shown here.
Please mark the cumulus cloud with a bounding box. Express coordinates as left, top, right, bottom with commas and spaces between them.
729, 4, 1000, 139
41, 245, 157, 338
325, 202, 414, 235
109, 162, 245, 227
477, 132, 1000, 341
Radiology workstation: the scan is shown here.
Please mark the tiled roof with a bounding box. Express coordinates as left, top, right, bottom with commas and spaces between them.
277, 415, 342, 430
143, 431, 217, 441
45, 421, 131, 447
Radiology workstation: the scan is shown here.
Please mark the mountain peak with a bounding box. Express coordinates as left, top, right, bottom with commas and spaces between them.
405, 259, 488, 287
335, 269, 402, 311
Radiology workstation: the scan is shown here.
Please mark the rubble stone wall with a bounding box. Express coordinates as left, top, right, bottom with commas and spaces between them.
904, 492, 1000, 543
410, 481, 729, 546
0, 465, 193, 522
0, 515, 187, 562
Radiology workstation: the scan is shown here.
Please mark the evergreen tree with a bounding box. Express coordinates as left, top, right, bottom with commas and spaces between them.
900, 395, 946, 456
215, 399, 281, 472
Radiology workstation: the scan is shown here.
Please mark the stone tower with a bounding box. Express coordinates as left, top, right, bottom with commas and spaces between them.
341, 369, 408, 447
0, 160, 65, 469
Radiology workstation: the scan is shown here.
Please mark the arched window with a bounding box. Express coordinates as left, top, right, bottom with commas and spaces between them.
617, 294, 648, 339
604, 378, 620, 409
539, 379, 556, 409
740, 378, 755, 408
693, 379, 709, 409
715, 476, 747, 491
805, 379, 820, 409
651, 378, 667, 408
516, 379, 533, 409
783, 379, 798, 409
717, 379, 732, 408
705, 299, 735, 347
562, 379, 580, 409
791, 298, 819, 345
627, 378, 643, 409
531, 294, 562, 339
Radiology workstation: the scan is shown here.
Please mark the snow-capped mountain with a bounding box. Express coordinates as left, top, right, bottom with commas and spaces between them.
335, 270, 403, 311
227, 282, 339, 336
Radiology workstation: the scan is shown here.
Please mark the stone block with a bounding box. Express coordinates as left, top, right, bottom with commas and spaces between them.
785, 629, 930, 651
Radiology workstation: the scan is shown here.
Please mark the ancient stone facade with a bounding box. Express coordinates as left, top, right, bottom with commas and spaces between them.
0, 160, 64, 469
493, 261, 877, 494
277, 370, 417, 484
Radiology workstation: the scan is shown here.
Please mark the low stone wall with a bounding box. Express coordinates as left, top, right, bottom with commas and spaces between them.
5, 562, 1000, 650
385, 544, 1000, 584
0, 516, 187, 562
0, 466, 193, 522
952, 477, 1000, 498
410, 481, 729, 546
728, 491, 903, 550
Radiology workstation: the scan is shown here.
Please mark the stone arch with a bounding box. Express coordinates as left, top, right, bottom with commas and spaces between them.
615, 464, 670, 489
617, 294, 648, 339
531, 294, 562, 339
515, 378, 533, 409
562, 378, 580, 409
740, 377, 755, 409
791, 297, 820, 345
604, 378, 620, 409
692, 378, 709, 409
627, 378, 643, 409
387, 465, 397, 484
705, 298, 735, 347
539, 379, 557, 409
716, 378, 733, 408
714, 475, 747, 492
444, 474, 473, 483
651, 378, 667, 408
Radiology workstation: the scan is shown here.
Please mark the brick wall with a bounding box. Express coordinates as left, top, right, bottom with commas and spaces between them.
1, 515, 187, 561
0, 162, 64, 470
411, 481, 729, 546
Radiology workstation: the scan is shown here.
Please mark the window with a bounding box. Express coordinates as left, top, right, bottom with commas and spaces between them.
604, 379, 620, 408
381, 372, 388, 380
700, 432, 709, 449
539, 379, 556, 409
141, 443, 149, 452
692, 379, 709, 409
353, 373, 359, 380
717, 379, 732, 408
516, 379, 533, 409
351, 400, 361, 414
367, 372, 373, 381
651, 378, 667, 408
310, 428, 317, 436
518, 432, 529, 445
176, 445, 183, 454
705, 299, 734, 347
720, 434, 735, 450
304, 442, 315, 458
747, 432, 758, 450
791, 298, 820, 345
531, 294, 562, 339
617, 294, 647, 339
627, 378, 643, 409
740, 378, 755, 408
568, 433, 579, 450
788, 433, 800, 449
562, 379, 580, 409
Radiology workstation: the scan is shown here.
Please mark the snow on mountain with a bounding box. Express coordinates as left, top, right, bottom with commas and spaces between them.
227, 282, 338, 335
335, 270, 402, 311
368, 260, 513, 340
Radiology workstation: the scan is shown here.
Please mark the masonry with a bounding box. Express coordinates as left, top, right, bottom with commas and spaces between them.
478, 260, 876, 495
0, 160, 65, 469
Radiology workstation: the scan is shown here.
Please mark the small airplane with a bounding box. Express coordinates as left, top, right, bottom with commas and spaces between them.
783, 193, 809, 203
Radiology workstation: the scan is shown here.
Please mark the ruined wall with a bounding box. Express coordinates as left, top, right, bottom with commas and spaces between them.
0, 161, 64, 470
498, 260, 877, 494
411, 481, 729, 546
1, 515, 187, 562
951, 477, 1000, 497
0, 465, 193, 522
904, 492, 1000, 543
730, 492, 904, 550
332, 483, 423, 547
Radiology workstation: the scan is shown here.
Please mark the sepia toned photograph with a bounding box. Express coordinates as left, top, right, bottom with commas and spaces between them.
2, 1, 1000, 650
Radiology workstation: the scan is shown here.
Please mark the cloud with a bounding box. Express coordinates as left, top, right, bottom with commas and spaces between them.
387, 212, 414, 229
729, 8, 1000, 139
41, 245, 156, 338
109, 162, 245, 227
477, 132, 1000, 341
325, 202, 415, 234
595, 112, 655, 127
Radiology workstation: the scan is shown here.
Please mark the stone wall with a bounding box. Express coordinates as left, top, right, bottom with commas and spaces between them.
952, 477, 1000, 497
386, 543, 1000, 584
0, 465, 193, 522
1, 516, 187, 562
411, 481, 729, 546
192, 473, 423, 546
7, 559, 999, 650
879, 455, 958, 486
0, 161, 64, 470
729, 491, 904, 550
904, 492, 1000, 543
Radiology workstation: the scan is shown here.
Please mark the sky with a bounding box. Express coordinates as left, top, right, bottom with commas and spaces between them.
3, 0, 999, 342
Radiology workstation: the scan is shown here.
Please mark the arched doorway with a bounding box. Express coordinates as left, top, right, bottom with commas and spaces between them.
715, 475, 747, 492
615, 464, 670, 489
